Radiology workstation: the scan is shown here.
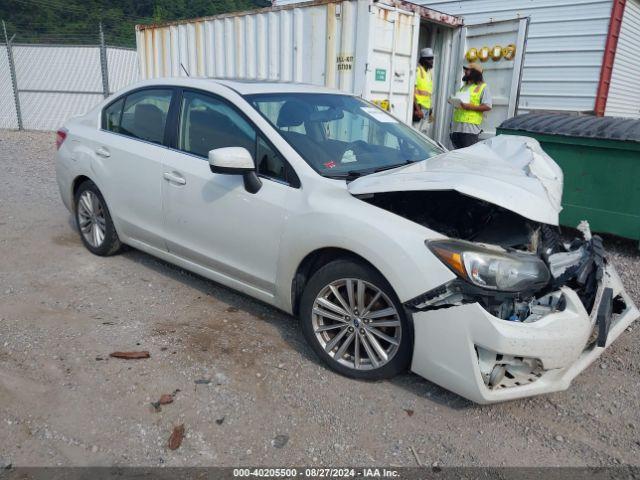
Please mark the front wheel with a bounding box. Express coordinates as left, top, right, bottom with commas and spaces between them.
300, 259, 412, 380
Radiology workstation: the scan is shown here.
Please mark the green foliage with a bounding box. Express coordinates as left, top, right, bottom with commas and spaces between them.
0, 0, 269, 47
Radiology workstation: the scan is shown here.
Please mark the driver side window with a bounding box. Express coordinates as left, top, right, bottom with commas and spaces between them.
178, 91, 290, 184
179, 91, 256, 158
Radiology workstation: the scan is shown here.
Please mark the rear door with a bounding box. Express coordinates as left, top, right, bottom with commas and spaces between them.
95, 87, 174, 249
452, 17, 529, 138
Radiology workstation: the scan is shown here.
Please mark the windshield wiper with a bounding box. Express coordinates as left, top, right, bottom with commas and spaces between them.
324, 170, 369, 180
326, 160, 418, 180
373, 160, 413, 173
326, 163, 413, 180
345, 170, 366, 180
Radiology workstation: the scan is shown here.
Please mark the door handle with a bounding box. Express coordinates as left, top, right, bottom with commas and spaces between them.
95, 147, 110, 158
163, 171, 186, 185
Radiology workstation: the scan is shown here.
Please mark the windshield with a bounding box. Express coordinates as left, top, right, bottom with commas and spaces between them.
246, 93, 443, 178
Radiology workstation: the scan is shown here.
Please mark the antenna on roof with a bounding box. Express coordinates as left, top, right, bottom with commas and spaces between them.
180, 63, 190, 77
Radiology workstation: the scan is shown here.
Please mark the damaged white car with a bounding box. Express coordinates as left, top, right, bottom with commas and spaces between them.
55, 79, 639, 404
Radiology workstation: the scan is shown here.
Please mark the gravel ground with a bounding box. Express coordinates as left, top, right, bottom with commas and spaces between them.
0, 129, 639, 468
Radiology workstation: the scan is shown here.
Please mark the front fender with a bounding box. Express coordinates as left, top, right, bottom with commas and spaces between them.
274, 188, 456, 313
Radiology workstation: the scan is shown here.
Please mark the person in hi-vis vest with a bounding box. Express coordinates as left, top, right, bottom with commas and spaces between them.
413, 47, 434, 135
450, 63, 492, 149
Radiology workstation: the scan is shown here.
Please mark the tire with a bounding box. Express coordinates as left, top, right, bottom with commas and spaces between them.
74, 180, 122, 256
300, 259, 412, 380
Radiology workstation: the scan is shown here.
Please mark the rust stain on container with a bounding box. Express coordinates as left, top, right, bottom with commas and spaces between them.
387, 0, 462, 26
135, 0, 461, 32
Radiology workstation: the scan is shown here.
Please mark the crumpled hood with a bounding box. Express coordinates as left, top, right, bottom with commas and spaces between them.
348, 135, 564, 225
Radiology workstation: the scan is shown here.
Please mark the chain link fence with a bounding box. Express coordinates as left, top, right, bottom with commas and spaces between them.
1, 25, 139, 131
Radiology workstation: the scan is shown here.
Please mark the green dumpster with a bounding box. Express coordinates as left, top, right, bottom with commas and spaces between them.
497, 113, 640, 242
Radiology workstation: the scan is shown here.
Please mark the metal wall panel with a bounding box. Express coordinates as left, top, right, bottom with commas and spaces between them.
417, 0, 613, 113
0, 45, 19, 129
107, 47, 140, 94
605, 0, 640, 118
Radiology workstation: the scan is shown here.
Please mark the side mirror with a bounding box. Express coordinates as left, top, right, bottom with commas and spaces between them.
208, 147, 262, 194
208, 147, 254, 173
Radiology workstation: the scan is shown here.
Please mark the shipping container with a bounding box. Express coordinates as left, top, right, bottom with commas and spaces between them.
135, 0, 530, 145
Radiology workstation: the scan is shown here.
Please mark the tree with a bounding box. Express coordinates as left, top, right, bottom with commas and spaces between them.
0, 0, 268, 47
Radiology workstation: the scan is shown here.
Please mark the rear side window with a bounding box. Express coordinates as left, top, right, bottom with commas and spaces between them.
103, 98, 124, 133
119, 89, 173, 144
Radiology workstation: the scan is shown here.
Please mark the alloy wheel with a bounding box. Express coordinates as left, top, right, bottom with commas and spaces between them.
77, 190, 106, 248
311, 278, 402, 370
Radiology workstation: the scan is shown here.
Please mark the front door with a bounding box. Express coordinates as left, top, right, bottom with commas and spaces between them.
161, 89, 295, 298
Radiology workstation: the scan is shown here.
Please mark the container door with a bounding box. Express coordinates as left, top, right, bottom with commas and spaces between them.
364, 3, 420, 124
452, 17, 529, 138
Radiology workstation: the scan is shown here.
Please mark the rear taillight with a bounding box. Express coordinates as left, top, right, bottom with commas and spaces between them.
55, 128, 68, 150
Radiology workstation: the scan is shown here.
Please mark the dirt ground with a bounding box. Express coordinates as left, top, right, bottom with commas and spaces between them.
1, 129, 639, 468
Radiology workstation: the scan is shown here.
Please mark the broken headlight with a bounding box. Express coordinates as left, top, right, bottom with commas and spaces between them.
428, 240, 550, 292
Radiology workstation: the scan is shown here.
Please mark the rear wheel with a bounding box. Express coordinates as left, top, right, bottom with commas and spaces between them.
300, 259, 412, 380
74, 180, 122, 256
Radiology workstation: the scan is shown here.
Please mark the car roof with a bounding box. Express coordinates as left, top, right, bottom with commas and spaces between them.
129, 77, 348, 96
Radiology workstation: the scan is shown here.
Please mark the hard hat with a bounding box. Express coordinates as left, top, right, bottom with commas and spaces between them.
420, 47, 434, 58
464, 62, 483, 74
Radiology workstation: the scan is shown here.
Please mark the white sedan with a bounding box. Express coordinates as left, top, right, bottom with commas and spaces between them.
55, 78, 638, 404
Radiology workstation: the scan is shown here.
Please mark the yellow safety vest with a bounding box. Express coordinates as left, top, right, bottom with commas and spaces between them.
415, 65, 433, 109
453, 83, 487, 125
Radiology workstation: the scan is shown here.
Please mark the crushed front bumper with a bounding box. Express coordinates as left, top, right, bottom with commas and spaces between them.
410, 264, 639, 404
